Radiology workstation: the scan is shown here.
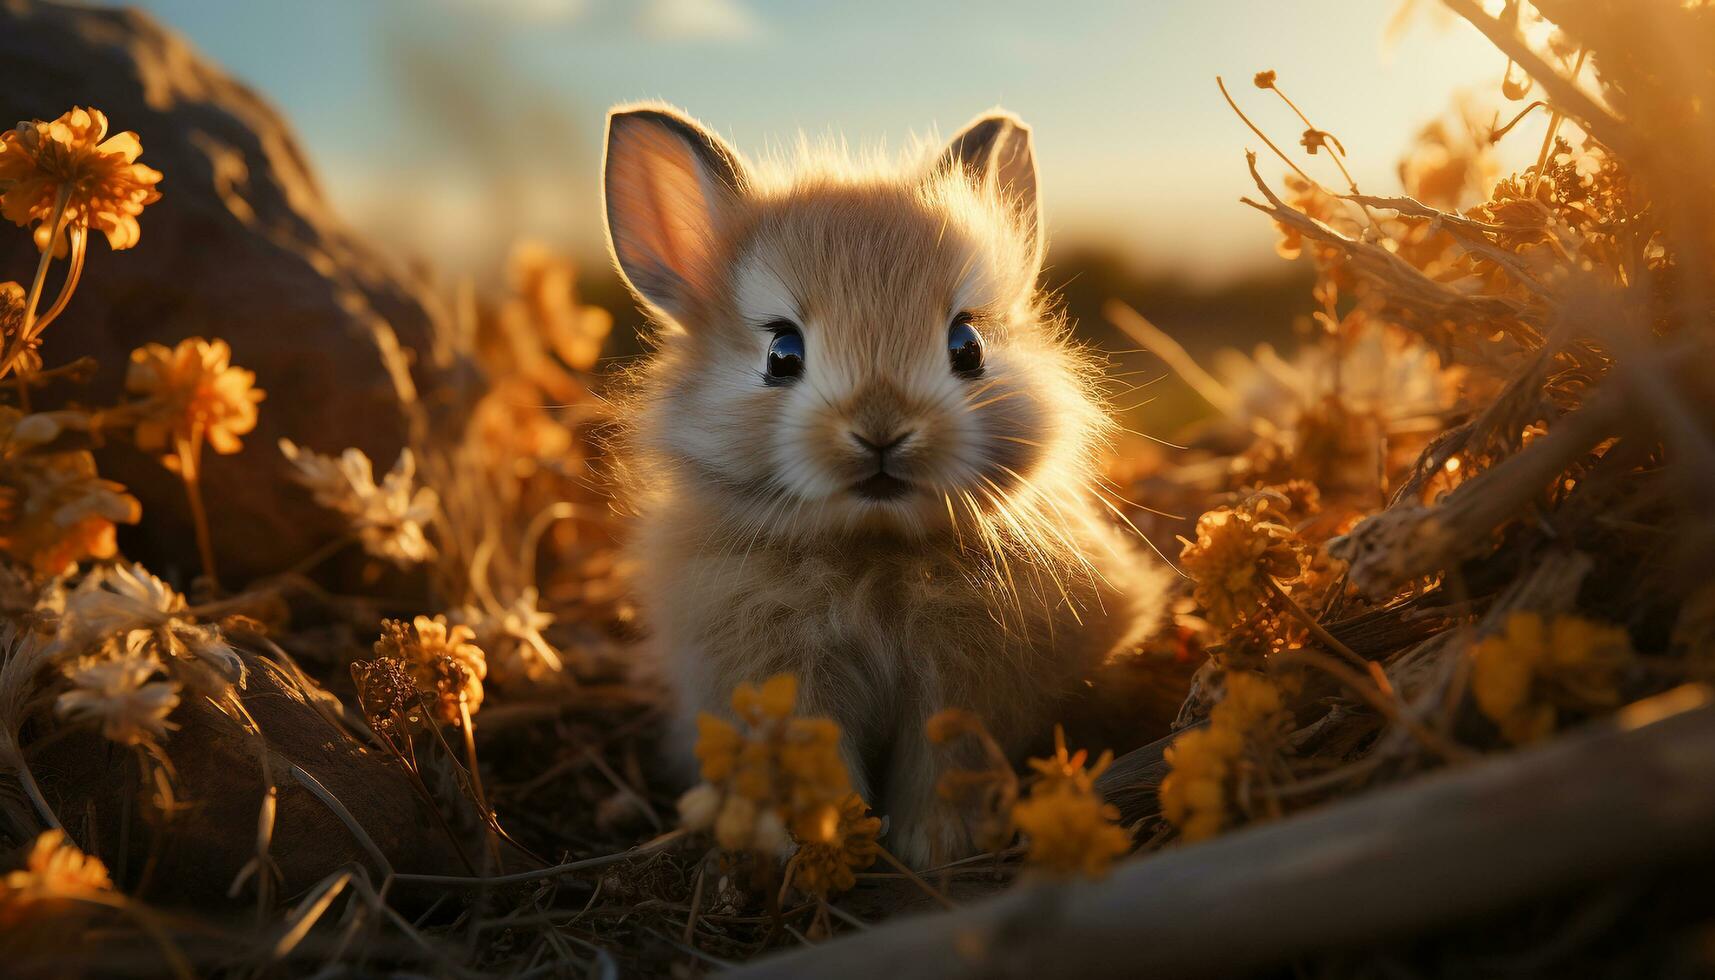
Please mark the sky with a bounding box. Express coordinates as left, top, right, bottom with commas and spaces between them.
96, 0, 1517, 285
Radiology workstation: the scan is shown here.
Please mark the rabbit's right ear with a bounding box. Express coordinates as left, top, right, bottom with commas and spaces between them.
602, 105, 747, 320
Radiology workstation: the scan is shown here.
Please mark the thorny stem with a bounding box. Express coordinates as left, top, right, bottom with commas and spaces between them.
176, 431, 220, 592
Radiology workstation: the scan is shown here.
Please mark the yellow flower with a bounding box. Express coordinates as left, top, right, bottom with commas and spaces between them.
695, 712, 742, 782
374, 615, 488, 725
1159, 672, 1292, 842
1180, 501, 1303, 629
678, 673, 859, 861
1158, 727, 1231, 843
791, 793, 881, 897
0, 410, 141, 576
0, 108, 163, 251
1026, 724, 1113, 797
1013, 727, 1130, 877
1471, 612, 1634, 744
1013, 783, 1130, 877
0, 830, 112, 925
734, 673, 798, 724
125, 338, 263, 457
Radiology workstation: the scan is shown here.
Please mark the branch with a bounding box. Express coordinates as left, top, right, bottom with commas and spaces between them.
729, 688, 1715, 980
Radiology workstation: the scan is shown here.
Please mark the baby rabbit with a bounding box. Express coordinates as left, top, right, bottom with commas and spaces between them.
602, 103, 1166, 866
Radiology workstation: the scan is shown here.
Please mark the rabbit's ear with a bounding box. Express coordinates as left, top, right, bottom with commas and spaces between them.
938, 111, 1041, 268
603, 104, 747, 320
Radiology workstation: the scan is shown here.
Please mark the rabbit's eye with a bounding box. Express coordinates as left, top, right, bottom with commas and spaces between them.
766, 323, 805, 382
948, 314, 984, 377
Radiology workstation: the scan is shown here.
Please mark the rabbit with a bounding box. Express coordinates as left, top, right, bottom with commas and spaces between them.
601, 102, 1167, 867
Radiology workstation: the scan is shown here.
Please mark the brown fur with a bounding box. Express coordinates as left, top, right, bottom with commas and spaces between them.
602, 103, 1168, 865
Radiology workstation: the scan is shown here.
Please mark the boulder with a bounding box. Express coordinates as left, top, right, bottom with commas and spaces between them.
30, 646, 478, 905
0, 0, 452, 583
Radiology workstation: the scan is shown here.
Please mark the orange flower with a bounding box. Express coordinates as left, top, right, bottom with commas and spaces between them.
125, 338, 263, 457
1159, 672, 1292, 842
1014, 728, 1129, 876
1179, 501, 1303, 629
1471, 612, 1634, 744
677, 673, 858, 859
0, 409, 140, 576
0, 108, 162, 251
374, 615, 489, 725
791, 793, 882, 897
0, 830, 112, 926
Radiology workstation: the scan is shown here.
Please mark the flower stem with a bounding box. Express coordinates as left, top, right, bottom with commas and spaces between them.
28, 226, 88, 340
176, 431, 220, 592
1526, 48, 1589, 198
1, 186, 72, 383
875, 845, 955, 910
1265, 575, 1368, 671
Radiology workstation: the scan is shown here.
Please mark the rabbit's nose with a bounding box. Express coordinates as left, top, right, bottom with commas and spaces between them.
851, 429, 913, 459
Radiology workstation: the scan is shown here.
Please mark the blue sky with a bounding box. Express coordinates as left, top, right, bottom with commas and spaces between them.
99, 0, 1515, 283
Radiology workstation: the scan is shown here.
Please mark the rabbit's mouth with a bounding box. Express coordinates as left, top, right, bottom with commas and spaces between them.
851, 472, 913, 501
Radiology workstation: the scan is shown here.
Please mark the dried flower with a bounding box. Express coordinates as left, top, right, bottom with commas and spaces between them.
351, 656, 426, 737
1471, 612, 1634, 744
0, 108, 162, 250
126, 338, 263, 458
449, 589, 560, 681
791, 793, 882, 897
54, 563, 243, 697
56, 561, 182, 649
279, 441, 437, 566
1159, 671, 1293, 842
55, 636, 181, 745
1253, 70, 1277, 89
1013, 727, 1129, 877
374, 615, 487, 725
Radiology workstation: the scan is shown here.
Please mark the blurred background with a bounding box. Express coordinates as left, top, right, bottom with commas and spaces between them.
87, 0, 1527, 426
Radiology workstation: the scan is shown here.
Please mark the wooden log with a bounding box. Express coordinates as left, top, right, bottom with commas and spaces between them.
728, 686, 1715, 980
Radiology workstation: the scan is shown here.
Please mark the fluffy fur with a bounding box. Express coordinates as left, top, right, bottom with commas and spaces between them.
602, 103, 1167, 865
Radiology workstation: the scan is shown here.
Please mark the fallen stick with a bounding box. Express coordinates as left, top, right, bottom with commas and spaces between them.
728, 686, 1715, 980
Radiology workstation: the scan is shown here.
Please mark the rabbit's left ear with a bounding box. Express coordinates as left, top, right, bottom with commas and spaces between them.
938, 111, 1041, 266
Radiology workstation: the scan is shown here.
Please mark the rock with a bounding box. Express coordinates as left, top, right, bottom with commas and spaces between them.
30, 646, 477, 905
0, 0, 452, 583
